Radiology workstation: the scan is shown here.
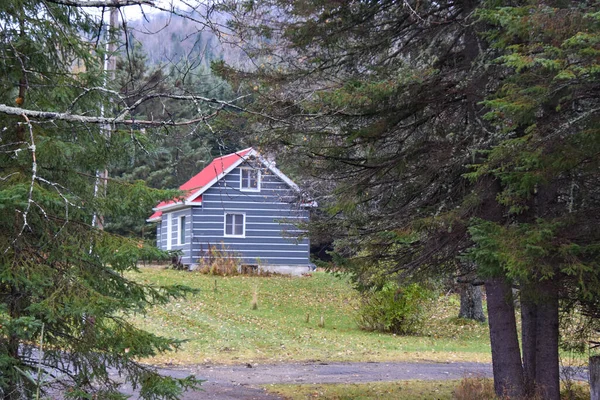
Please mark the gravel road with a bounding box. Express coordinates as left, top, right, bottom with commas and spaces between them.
144, 361, 494, 399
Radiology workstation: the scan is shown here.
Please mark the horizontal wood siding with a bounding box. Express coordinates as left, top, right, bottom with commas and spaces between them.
158, 217, 167, 250
191, 161, 310, 266
159, 209, 193, 265
155, 222, 162, 249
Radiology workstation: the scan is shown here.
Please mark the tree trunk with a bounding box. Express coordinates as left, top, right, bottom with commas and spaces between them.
485, 277, 525, 398
591, 356, 600, 400
458, 283, 486, 322
4, 335, 21, 400
534, 279, 560, 400
521, 288, 537, 396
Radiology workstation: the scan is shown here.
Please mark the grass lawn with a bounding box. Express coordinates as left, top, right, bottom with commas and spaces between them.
128, 268, 491, 366
262, 379, 591, 400
263, 380, 458, 400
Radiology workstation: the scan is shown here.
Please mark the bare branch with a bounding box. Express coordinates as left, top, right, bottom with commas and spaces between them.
44, 0, 153, 7
0, 91, 290, 125
0, 103, 208, 126
543, 107, 600, 142
4, 114, 39, 254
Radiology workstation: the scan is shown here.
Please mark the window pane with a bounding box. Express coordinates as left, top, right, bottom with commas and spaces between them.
234, 214, 244, 235
241, 169, 248, 187
241, 169, 258, 189
225, 214, 233, 235
225, 214, 244, 236
179, 216, 185, 244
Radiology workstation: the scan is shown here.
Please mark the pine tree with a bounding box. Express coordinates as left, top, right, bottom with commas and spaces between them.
216, 0, 600, 397
0, 1, 243, 398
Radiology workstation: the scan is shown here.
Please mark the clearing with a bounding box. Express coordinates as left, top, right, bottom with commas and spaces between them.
129, 268, 491, 366
124, 269, 590, 399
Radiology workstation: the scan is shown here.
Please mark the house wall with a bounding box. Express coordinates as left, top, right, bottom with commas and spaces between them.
190, 161, 310, 268
156, 221, 162, 248
158, 208, 193, 265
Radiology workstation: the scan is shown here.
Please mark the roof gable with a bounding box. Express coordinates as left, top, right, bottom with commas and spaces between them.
181, 148, 253, 193
148, 147, 303, 221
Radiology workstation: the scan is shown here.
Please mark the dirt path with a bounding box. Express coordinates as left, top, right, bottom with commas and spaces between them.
146, 361, 494, 399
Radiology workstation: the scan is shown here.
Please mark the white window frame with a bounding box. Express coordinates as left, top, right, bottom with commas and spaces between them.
177, 215, 186, 245
166, 213, 172, 250
224, 212, 245, 238
240, 167, 261, 192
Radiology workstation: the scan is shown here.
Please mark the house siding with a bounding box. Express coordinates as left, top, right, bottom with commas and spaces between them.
156, 222, 162, 249
190, 161, 310, 267
159, 208, 193, 265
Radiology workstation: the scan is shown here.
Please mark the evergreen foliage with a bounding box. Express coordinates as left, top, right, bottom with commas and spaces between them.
215, 0, 600, 398
0, 1, 228, 398
107, 33, 249, 238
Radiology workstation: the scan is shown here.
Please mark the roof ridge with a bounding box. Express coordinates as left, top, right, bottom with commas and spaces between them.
212, 146, 254, 161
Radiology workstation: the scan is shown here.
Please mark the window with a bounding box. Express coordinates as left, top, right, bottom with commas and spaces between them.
224, 213, 245, 237
178, 216, 186, 245
240, 168, 260, 191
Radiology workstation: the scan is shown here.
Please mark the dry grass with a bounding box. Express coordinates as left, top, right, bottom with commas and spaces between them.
265, 378, 590, 400
560, 381, 591, 400
452, 376, 590, 400
453, 376, 495, 400
196, 245, 240, 276
195, 245, 283, 276
265, 380, 457, 400
251, 287, 258, 310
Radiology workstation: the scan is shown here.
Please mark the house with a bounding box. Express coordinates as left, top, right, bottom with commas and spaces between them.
147, 147, 314, 274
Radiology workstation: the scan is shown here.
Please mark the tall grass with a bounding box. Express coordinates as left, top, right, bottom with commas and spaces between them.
195, 245, 282, 276
196, 245, 240, 276
453, 376, 496, 400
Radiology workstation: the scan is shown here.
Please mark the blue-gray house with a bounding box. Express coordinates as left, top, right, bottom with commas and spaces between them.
148, 148, 314, 274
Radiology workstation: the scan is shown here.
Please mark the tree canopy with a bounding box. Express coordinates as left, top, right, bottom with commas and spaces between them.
216, 0, 600, 398
0, 1, 247, 398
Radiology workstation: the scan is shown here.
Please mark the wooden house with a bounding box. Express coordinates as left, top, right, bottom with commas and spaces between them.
147, 148, 314, 274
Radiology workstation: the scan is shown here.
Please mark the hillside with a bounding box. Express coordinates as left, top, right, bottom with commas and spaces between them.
126, 11, 249, 69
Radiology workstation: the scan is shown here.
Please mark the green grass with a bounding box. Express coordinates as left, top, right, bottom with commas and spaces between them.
263, 379, 591, 400
128, 269, 491, 366
263, 380, 457, 400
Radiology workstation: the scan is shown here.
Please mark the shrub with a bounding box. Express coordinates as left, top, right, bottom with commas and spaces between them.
198, 261, 239, 276
453, 376, 496, 400
197, 245, 240, 276
355, 282, 432, 335
560, 382, 590, 400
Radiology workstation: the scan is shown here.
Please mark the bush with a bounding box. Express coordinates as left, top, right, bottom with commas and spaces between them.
453, 376, 496, 400
355, 282, 432, 335
196, 245, 240, 276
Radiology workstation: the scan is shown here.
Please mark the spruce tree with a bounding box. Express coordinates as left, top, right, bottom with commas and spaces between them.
0, 1, 239, 398
216, 0, 600, 397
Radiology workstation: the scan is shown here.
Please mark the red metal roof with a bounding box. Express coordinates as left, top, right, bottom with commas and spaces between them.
148, 148, 253, 221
